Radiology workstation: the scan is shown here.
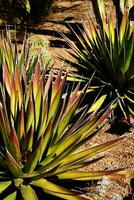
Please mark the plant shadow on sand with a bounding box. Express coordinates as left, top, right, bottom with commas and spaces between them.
123, 178, 134, 200
107, 118, 132, 136
0, 0, 53, 23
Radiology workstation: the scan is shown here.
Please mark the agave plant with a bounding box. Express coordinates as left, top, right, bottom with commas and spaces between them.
0, 62, 132, 199
61, 1, 134, 121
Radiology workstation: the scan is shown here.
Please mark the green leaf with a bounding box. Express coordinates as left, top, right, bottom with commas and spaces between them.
109, 15, 115, 44
88, 94, 107, 113
10, 77, 17, 118
25, 0, 31, 13
47, 75, 66, 123
93, 0, 105, 29
3, 192, 17, 200
57, 91, 83, 139
31, 179, 87, 200
14, 67, 23, 110
60, 137, 125, 168
33, 64, 40, 100
14, 178, 23, 188
125, 93, 134, 103
123, 35, 133, 73
5, 149, 23, 178
76, 103, 116, 142
17, 107, 25, 140
39, 119, 53, 161
0, 181, 11, 194
34, 78, 43, 131
51, 70, 62, 101
119, 11, 128, 45
26, 95, 34, 133
22, 125, 34, 152
38, 99, 48, 138
3, 64, 11, 95
57, 170, 134, 181
24, 138, 42, 173
55, 117, 97, 156
0, 103, 10, 149
21, 185, 38, 200
9, 124, 21, 161
128, 104, 134, 115
43, 74, 52, 101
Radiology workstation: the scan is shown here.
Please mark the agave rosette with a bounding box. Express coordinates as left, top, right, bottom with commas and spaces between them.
61, 1, 134, 119
0, 63, 132, 199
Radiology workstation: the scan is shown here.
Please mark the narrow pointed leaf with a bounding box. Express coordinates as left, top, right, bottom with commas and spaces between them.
31, 179, 87, 200
0, 103, 10, 148
22, 125, 34, 152
57, 91, 83, 138
33, 64, 40, 99
9, 124, 21, 161
57, 170, 134, 180
3, 192, 17, 200
17, 107, 25, 140
24, 138, 42, 173
123, 35, 133, 72
21, 185, 38, 200
47, 75, 66, 123
26, 95, 34, 133
88, 94, 107, 113
38, 99, 48, 138
51, 70, 62, 101
10, 77, 16, 117
61, 137, 126, 166
34, 78, 43, 131
119, 11, 128, 45
6, 149, 23, 178
3, 64, 11, 95
0, 181, 11, 194
39, 119, 53, 161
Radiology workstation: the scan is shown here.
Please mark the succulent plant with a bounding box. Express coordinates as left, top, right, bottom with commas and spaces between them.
0, 62, 132, 199
61, 1, 134, 121
27, 35, 52, 69
0, 32, 50, 81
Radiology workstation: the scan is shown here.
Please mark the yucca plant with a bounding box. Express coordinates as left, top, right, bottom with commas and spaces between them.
61, 1, 134, 122
0, 62, 133, 199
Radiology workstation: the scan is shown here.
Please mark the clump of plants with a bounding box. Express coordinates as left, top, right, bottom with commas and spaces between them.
0, 32, 51, 81
27, 34, 52, 69
0, 56, 133, 199
62, 0, 134, 124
